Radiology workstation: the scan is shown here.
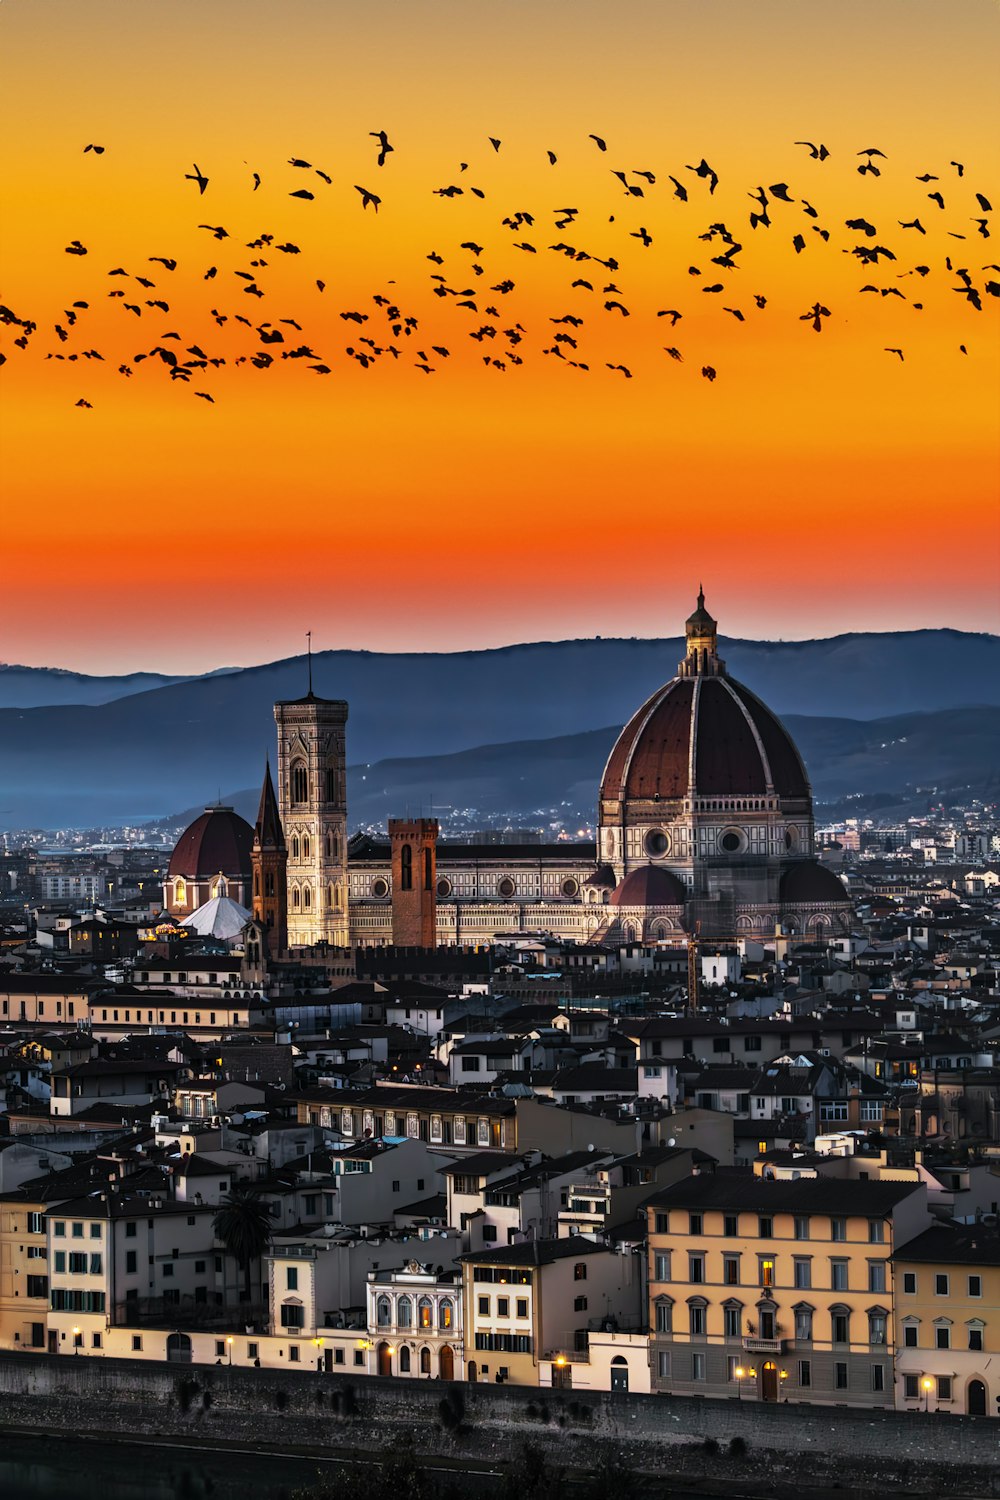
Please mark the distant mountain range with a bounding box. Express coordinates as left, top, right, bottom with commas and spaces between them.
0, 664, 238, 709
164, 706, 1000, 834
0, 631, 996, 828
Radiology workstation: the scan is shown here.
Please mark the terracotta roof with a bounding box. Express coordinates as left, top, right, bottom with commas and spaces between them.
609, 865, 686, 908
780, 862, 850, 905
168, 806, 254, 880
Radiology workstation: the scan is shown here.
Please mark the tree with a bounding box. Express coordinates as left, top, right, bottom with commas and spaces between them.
212, 1187, 272, 1303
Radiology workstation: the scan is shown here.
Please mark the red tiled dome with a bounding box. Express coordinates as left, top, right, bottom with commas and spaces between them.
167, 806, 254, 880
609, 865, 686, 907
600, 676, 809, 804
779, 862, 849, 904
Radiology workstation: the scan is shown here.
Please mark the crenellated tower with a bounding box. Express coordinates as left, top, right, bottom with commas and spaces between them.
274, 685, 350, 949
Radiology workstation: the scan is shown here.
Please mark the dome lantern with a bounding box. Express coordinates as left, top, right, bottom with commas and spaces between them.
680, 587, 725, 677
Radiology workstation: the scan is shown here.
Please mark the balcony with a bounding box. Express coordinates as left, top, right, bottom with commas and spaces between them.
743, 1336, 784, 1354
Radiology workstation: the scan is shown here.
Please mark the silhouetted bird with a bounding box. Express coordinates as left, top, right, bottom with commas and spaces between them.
370, 131, 394, 167
185, 164, 209, 194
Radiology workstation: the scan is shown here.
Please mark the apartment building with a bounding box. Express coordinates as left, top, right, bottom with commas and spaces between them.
893, 1222, 999, 1417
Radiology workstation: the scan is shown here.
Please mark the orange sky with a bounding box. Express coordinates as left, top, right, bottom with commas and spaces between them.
2, 0, 998, 673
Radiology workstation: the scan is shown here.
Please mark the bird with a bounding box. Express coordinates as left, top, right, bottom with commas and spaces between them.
899, 218, 926, 234
928, 191, 945, 209
687, 158, 719, 194
858, 147, 887, 158
65, 240, 87, 256
195, 391, 215, 402
488, 137, 501, 152
75, 398, 93, 407
769, 183, 794, 202
792, 234, 806, 253
915, 173, 938, 182
185, 164, 209, 194
794, 141, 829, 160
83, 144, 105, 155
288, 157, 312, 168
754, 294, 767, 308
604, 300, 629, 315
149, 256, 177, 269
667, 176, 689, 202
701, 366, 716, 381
370, 130, 394, 167
315, 169, 332, 185
724, 307, 745, 321
198, 224, 229, 238
290, 189, 315, 200
800, 301, 830, 331
884, 347, 904, 360
951, 160, 965, 176
606, 363, 632, 377
657, 309, 682, 324
976, 193, 992, 212
631, 227, 652, 246
664, 346, 683, 361
589, 134, 608, 151
252, 172, 261, 190
546, 150, 557, 165
355, 186, 381, 212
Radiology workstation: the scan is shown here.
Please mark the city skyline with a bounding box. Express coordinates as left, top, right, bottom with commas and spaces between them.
3, 0, 998, 674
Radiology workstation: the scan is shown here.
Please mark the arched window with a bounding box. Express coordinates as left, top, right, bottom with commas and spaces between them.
302, 836, 310, 859
326, 766, 338, 803
326, 832, 332, 858
397, 1296, 412, 1328
420, 1346, 431, 1374
290, 760, 308, 804
399, 1345, 411, 1373
327, 883, 334, 908
400, 844, 413, 891
175, 879, 186, 906
418, 1297, 433, 1329
423, 848, 433, 891
439, 1299, 453, 1330
253, 872, 260, 897
376, 1295, 391, 1327
303, 885, 311, 909
292, 887, 300, 908
291, 836, 300, 860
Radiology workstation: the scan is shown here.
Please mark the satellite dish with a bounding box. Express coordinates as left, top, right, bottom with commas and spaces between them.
587, 1143, 594, 1151
668, 1138, 676, 1148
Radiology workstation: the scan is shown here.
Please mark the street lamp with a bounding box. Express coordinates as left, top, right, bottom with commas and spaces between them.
72, 1326, 81, 1355
313, 1336, 325, 1371
922, 1376, 933, 1412
226, 1336, 234, 1366
735, 1365, 745, 1401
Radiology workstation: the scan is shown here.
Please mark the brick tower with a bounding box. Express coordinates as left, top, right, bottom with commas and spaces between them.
251, 759, 288, 957
389, 818, 439, 947
275, 684, 350, 949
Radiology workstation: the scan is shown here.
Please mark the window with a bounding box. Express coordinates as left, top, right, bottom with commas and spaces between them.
726, 1355, 740, 1381
871, 1364, 885, 1393
689, 1213, 703, 1235
794, 1307, 813, 1341
793, 1259, 811, 1290
334, 1348, 345, 1366
26, 1276, 48, 1298
723, 1214, 738, 1237
903, 1323, 918, 1348
497, 1297, 510, 1318
478, 1296, 489, 1316
689, 1254, 705, 1284
90, 1224, 101, 1240
400, 844, 413, 891
215, 1340, 226, 1357
89, 1254, 102, 1275
376, 1296, 391, 1327
723, 1305, 741, 1339
573, 1262, 588, 1281
291, 761, 308, 803
162, 1264, 173, 1279
354, 1350, 365, 1367
53, 1222, 65, 1238
132, 1336, 142, 1352
280, 1304, 304, 1328
938, 1376, 952, 1401
289, 1345, 300, 1363
397, 1296, 412, 1327
798, 1360, 811, 1388
759, 1257, 774, 1288
574, 1296, 588, 1312
868, 1312, 887, 1346
54, 1252, 66, 1274
831, 1261, 848, 1292
968, 1275, 982, 1298
903, 1374, 919, 1400
868, 1219, 884, 1244
654, 1213, 669, 1235
903, 1272, 916, 1294
654, 1301, 673, 1334
69, 1253, 87, 1274
794, 1216, 810, 1241
868, 1262, 886, 1294
657, 1351, 671, 1379
689, 1304, 706, 1336
830, 1217, 846, 1243
935, 1325, 950, 1350
968, 1326, 984, 1352
691, 1352, 706, 1381
72, 1223, 84, 1239
419, 1297, 432, 1328
935, 1274, 949, 1296
286, 1267, 298, 1291
744, 1035, 762, 1052
834, 1362, 848, 1390
654, 1252, 671, 1282
758, 1216, 773, 1239
832, 1310, 850, 1344
515, 1299, 528, 1320
399, 1346, 411, 1373
723, 1256, 740, 1286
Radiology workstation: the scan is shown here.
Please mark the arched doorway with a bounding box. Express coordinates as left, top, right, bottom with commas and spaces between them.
967, 1379, 987, 1416
440, 1345, 455, 1381
377, 1341, 393, 1377
467, 1360, 477, 1383
760, 1361, 778, 1402
610, 1355, 629, 1393
166, 1333, 192, 1364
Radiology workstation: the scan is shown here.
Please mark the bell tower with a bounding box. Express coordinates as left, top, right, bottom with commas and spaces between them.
275, 677, 349, 950
251, 759, 288, 957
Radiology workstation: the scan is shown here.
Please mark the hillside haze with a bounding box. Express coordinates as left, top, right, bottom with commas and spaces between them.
1, 630, 997, 827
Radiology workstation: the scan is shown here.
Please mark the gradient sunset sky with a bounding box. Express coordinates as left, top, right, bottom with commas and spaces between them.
2, 0, 998, 674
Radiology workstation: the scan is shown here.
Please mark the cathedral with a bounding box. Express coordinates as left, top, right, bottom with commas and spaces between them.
167, 594, 851, 950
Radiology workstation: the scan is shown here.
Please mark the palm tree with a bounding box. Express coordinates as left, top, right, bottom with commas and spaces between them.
213, 1188, 273, 1303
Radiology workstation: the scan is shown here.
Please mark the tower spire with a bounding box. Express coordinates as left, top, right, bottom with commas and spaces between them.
679, 589, 724, 677
306, 630, 313, 696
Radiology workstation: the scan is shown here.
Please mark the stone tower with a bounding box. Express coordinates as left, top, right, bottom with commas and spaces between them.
389, 818, 439, 947
274, 688, 349, 949
251, 759, 288, 956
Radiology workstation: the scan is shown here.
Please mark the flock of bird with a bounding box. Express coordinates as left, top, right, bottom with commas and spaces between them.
1, 131, 996, 404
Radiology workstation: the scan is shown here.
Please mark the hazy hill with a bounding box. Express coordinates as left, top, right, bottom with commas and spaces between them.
0, 664, 237, 709
164, 706, 1000, 835
1, 631, 996, 827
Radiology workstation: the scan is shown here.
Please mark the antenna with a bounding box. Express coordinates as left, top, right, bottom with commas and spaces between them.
306, 630, 313, 695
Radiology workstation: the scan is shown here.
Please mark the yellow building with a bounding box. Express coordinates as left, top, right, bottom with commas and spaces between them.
893, 1223, 999, 1418
0, 1189, 51, 1352
645, 1173, 930, 1407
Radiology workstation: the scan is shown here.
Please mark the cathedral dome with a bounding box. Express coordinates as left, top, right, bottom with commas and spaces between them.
168, 806, 254, 880
779, 862, 848, 904
600, 602, 809, 806
609, 865, 686, 907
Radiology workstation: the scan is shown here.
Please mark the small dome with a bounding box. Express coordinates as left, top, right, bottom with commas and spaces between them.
610, 865, 686, 907
584, 864, 617, 890
182, 895, 252, 941
168, 805, 254, 880
780, 862, 849, 904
